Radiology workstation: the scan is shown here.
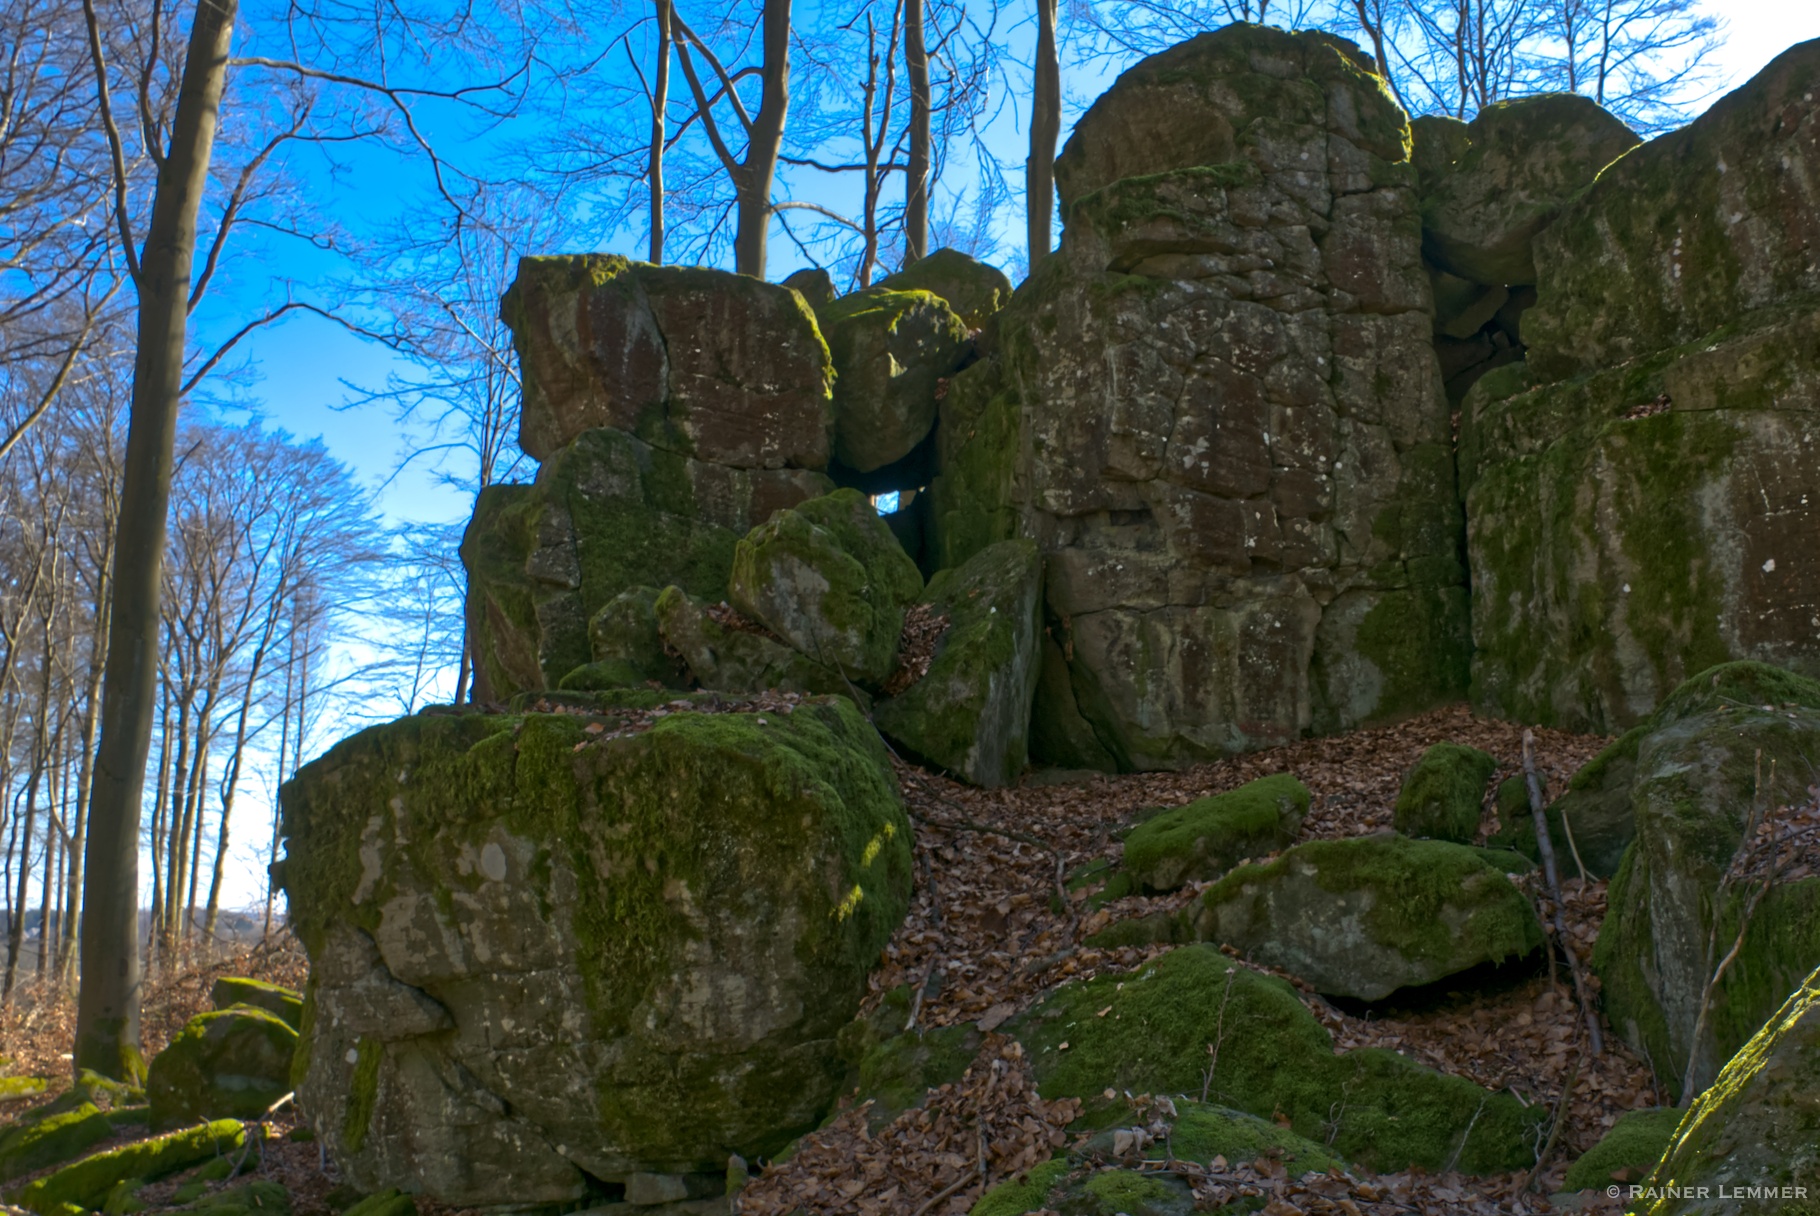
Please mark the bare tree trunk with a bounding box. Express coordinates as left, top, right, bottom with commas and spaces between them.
75, 0, 238, 1082
735, 0, 791, 278
649, 0, 672, 264
903, 0, 930, 264
1026, 0, 1059, 275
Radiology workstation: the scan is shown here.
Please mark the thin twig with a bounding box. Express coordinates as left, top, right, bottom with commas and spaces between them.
1523, 730, 1603, 1057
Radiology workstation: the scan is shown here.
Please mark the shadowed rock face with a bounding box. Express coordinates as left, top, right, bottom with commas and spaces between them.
932, 25, 1468, 770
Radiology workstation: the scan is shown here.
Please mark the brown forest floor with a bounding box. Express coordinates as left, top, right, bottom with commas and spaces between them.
0, 704, 1655, 1216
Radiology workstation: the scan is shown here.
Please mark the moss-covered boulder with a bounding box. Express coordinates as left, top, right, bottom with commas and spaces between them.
1189, 834, 1543, 1000
1562, 1107, 1680, 1191
501, 255, 834, 468
461, 426, 832, 699
1592, 662, 1820, 1099
1523, 43, 1820, 380
1635, 965, 1820, 1214
931, 26, 1466, 771
210, 978, 303, 1031
0, 1102, 113, 1184
146, 1007, 297, 1129
585, 585, 682, 688
1418, 93, 1638, 287
652, 585, 853, 700
276, 695, 911, 1206
729, 489, 923, 685
1393, 743, 1497, 843
874, 539, 1042, 786
1012, 945, 1546, 1173
10, 1119, 244, 1214
1121, 774, 1308, 891
873, 248, 1014, 332
822, 287, 971, 474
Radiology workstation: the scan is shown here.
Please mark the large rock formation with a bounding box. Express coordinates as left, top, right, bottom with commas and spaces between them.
930, 25, 1470, 770
278, 695, 911, 1206
1465, 42, 1820, 732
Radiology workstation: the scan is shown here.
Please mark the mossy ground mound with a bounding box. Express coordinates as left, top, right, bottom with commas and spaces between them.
9, 1119, 244, 1214
0, 1103, 113, 1185
278, 695, 911, 1205
1121, 774, 1309, 891
1191, 834, 1543, 1000
1562, 1107, 1681, 1190
1394, 743, 1497, 844
1012, 945, 1545, 1174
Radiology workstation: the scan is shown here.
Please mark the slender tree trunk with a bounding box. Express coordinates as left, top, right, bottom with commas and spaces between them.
75, 0, 238, 1082
732, 0, 792, 278
649, 0, 672, 264
1027, 0, 1060, 275
5, 758, 43, 1003
904, 0, 930, 264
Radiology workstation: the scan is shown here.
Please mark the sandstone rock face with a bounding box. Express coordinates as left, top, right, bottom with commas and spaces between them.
930, 25, 1468, 770
874, 539, 1043, 787
1460, 49, 1820, 728
1418, 94, 1638, 288
1523, 43, 1820, 380
146, 1007, 297, 1128
1465, 299, 1820, 733
1190, 834, 1543, 1000
278, 697, 910, 1206
1121, 774, 1308, 891
822, 288, 971, 473
503, 255, 834, 467
729, 489, 924, 685
873, 248, 1014, 331
1638, 966, 1820, 1215
1591, 663, 1820, 1100
462, 427, 831, 698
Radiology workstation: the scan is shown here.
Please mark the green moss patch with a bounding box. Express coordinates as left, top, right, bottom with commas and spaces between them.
1562, 1107, 1681, 1190
1121, 775, 1308, 891
209, 979, 302, 1032
10, 1119, 244, 1213
0, 1103, 113, 1184
1169, 1102, 1342, 1174
146, 1008, 296, 1130
969, 1157, 1070, 1216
